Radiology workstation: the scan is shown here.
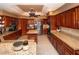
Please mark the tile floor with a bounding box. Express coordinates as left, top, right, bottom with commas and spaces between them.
18, 35, 59, 55
37, 35, 59, 55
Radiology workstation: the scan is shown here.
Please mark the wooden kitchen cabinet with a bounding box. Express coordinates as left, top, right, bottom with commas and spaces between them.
59, 12, 66, 27
75, 6, 79, 29
16, 30, 22, 38
21, 19, 28, 35
3, 30, 22, 40
49, 16, 57, 30
58, 8, 76, 28
65, 10, 71, 27
3, 16, 19, 29
52, 34, 57, 49
3, 32, 16, 40
47, 34, 51, 41
50, 6, 79, 29
43, 29, 48, 34
70, 9, 76, 28
75, 50, 79, 55
63, 42, 75, 55
26, 30, 38, 43
55, 37, 64, 54
56, 15, 61, 27
48, 33, 77, 55
77, 7, 79, 29
48, 34, 56, 48
63, 6, 79, 29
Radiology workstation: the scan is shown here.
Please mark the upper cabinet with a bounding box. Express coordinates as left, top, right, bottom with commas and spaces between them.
65, 8, 76, 28
60, 12, 66, 27
48, 16, 57, 30
51, 6, 79, 29
75, 6, 79, 29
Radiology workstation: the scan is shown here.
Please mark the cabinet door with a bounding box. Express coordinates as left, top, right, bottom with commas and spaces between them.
58, 8, 77, 28
21, 19, 28, 35
77, 7, 79, 29
71, 8, 76, 28
50, 34, 55, 45
77, 20, 79, 29
3, 32, 17, 40
65, 10, 72, 28
60, 12, 66, 27
56, 15, 61, 27
16, 30, 22, 38
63, 43, 74, 55
75, 50, 79, 55
51, 34, 57, 48
56, 38, 64, 55
49, 16, 57, 30
48, 34, 52, 41
76, 6, 79, 29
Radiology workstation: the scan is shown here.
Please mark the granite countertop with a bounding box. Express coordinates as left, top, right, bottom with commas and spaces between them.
0, 31, 18, 42
51, 30, 79, 50
0, 30, 21, 37
0, 31, 16, 37
0, 40, 36, 55
0, 31, 15, 42
27, 30, 38, 34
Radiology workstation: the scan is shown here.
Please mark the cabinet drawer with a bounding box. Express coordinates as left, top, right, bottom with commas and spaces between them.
56, 43, 64, 54
56, 38, 64, 54
75, 50, 79, 55
63, 43, 74, 55
3, 30, 22, 40
3, 33, 17, 40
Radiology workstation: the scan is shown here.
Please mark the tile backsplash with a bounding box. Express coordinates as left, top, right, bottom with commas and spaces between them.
61, 27, 79, 37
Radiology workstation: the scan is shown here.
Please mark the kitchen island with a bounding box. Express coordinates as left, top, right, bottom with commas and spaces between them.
0, 40, 36, 55
26, 30, 38, 43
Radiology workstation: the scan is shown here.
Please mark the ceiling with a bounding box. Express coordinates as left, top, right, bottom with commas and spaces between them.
0, 3, 65, 16
17, 5, 43, 12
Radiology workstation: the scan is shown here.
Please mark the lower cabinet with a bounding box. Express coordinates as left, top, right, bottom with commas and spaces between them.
56, 38, 64, 54
48, 34, 56, 48
16, 30, 22, 38
3, 30, 22, 40
48, 34, 78, 55
63, 42, 75, 55
43, 29, 48, 34
75, 50, 79, 55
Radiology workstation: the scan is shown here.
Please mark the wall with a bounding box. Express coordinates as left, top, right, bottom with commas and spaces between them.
61, 27, 79, 37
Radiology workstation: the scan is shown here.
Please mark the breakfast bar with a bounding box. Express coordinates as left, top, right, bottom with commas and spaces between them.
26, 30, 38, 43
0, 40, 36, 55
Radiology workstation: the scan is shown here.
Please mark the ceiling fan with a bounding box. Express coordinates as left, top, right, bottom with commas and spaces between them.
29, 8, 40, 17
